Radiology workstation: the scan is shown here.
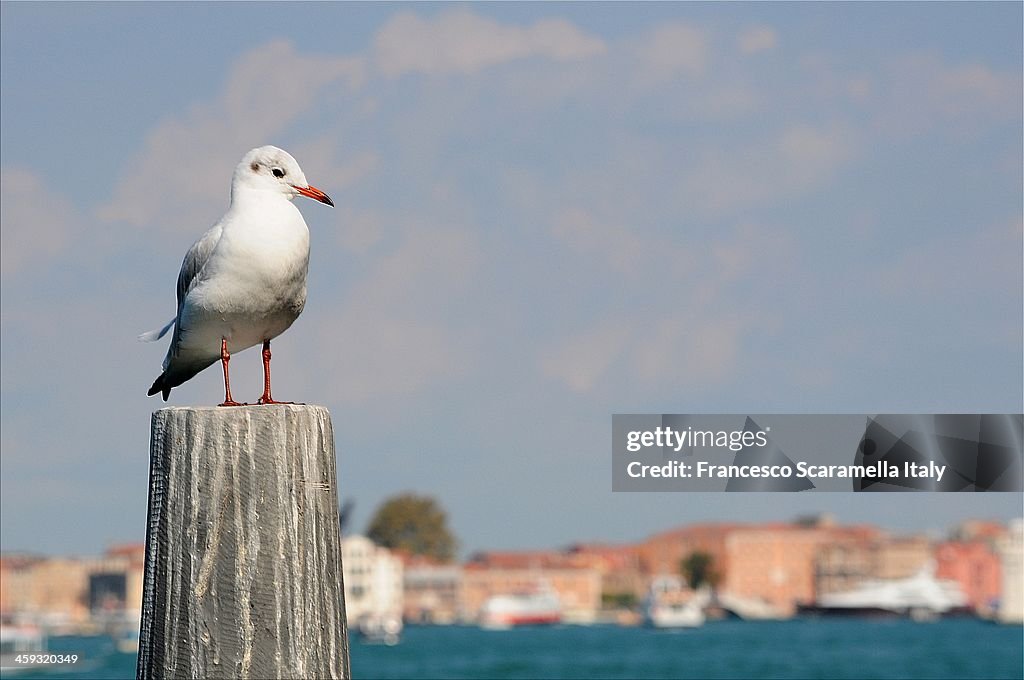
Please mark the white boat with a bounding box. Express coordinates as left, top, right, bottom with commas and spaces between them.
716, 592, 789, 620
356, 614, 403, 645
0, 624, 47, 673
643, 576, 706, 628
810, 563, 967, 618
480, 585, 562, 629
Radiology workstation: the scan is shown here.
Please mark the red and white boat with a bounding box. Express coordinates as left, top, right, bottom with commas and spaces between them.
480, 586, 562, 629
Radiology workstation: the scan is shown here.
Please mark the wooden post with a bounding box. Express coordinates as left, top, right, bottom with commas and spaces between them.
137, 405, 350, 680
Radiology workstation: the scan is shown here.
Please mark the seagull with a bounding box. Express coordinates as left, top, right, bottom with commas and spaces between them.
141, 145, 333, 405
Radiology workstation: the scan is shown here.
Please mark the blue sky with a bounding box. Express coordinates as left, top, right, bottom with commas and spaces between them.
1, 2, 1021, 556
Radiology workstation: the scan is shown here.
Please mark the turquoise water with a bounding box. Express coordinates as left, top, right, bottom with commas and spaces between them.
13, 619, 1024, 679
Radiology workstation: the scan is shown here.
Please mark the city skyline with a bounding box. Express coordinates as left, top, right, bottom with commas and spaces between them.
1, 507, 1019, 562
1, 3, 1022, 556
3, 515, 1020, 626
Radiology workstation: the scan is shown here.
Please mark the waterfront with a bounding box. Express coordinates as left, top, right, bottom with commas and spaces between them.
12, 619, 1023, 680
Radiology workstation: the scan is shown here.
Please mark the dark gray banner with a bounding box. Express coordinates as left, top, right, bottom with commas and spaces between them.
611, 414, 1023, 492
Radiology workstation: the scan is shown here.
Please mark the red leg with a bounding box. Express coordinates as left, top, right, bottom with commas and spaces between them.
257, 340, 294, 405
218, 338, 245, 407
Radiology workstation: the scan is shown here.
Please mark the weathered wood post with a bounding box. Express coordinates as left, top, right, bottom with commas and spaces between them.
137, 405, 350, 679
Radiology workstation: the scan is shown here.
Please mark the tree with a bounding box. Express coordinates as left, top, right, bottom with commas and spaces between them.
680, 551, 720, 590
601, 592, 638, 609
366, 493, 457, 562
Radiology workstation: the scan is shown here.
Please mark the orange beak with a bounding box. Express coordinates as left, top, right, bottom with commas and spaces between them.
292, 184, 334, 207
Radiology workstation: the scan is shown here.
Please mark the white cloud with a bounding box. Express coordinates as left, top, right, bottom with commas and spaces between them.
778, 124, 849, 170
875, 218, 1023, 303
98, 40, 365, 232
542, 322, 631, 393
928, 62, 1019, 117
0, 168, 78, 279
288, 135, 381, 194
551, 208, 649, 275
864, 55, 1020, 138
847, 76, 873, 101
632, 315, 743, 386
635, 22, 708, 81
347, 222, 478, 310
550, 207, 712, 285
333, 207, 387, 255
286, 135, 382, 228
304, 220, 482, 402
681, 123, 854, 218
690, 85, 760, 119
541, 312, 746, 394
737, 26, 778, 55
374, 10, 606, 77
541, 216, 788, 394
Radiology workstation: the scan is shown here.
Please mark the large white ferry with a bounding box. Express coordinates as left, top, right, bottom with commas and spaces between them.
805, 564, 967, 619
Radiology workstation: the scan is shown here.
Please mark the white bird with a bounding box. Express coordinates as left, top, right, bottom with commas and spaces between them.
141, 145, 334, 405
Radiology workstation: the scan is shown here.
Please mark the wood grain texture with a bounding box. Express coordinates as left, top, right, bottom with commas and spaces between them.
138, 405, 350, 680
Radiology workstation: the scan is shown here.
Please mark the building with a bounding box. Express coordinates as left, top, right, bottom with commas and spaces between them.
950, 520, 1009, 543
816, 533, 933, 599
460, 564, 601, 624
935, 541, 1001, 615
0, 557, 92, 630
635, 523, 738, 579
721, 525, 839, 615
638, 520, 854, 616
636, 518, 917, 617
89, 544, 146, 619
466, 550, 584, 570
341, 535, 403, 626
873, 536, 932, 580
566, 543, 646, 605
0, 545, 145, 633
403, 561, 462, 624
816, 539, 876, 597
0, 555, 45, 617
995, 519, 1023, 624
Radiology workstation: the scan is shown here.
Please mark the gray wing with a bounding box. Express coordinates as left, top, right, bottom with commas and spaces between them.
138, 222, 223, 344
176, 222, 223, 309
159, 223, 223, 369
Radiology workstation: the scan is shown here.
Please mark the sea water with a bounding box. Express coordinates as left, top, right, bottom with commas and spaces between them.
18, 619, 1024, 680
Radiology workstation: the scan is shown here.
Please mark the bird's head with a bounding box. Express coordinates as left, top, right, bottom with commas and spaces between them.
233, 145, 334, 207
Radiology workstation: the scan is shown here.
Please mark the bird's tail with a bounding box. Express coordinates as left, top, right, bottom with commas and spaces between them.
147, 373, 172, 401
139, 318, 175, 343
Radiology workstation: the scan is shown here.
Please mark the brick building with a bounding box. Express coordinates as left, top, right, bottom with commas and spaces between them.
460, 557, 601, 623
403, 561, 462, 624
0, 545, 145, 632
935, 541, 1002, 615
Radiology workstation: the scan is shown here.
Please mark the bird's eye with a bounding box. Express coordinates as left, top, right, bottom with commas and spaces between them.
271, 167, 286, 178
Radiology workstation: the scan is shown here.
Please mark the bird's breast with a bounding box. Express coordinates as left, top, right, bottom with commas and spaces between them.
191, 214, 310, 320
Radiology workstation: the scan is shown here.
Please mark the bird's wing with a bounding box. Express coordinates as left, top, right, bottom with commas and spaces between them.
138, 222, 223, 344
154, 222, 224, 369
176, 222, 223, 308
